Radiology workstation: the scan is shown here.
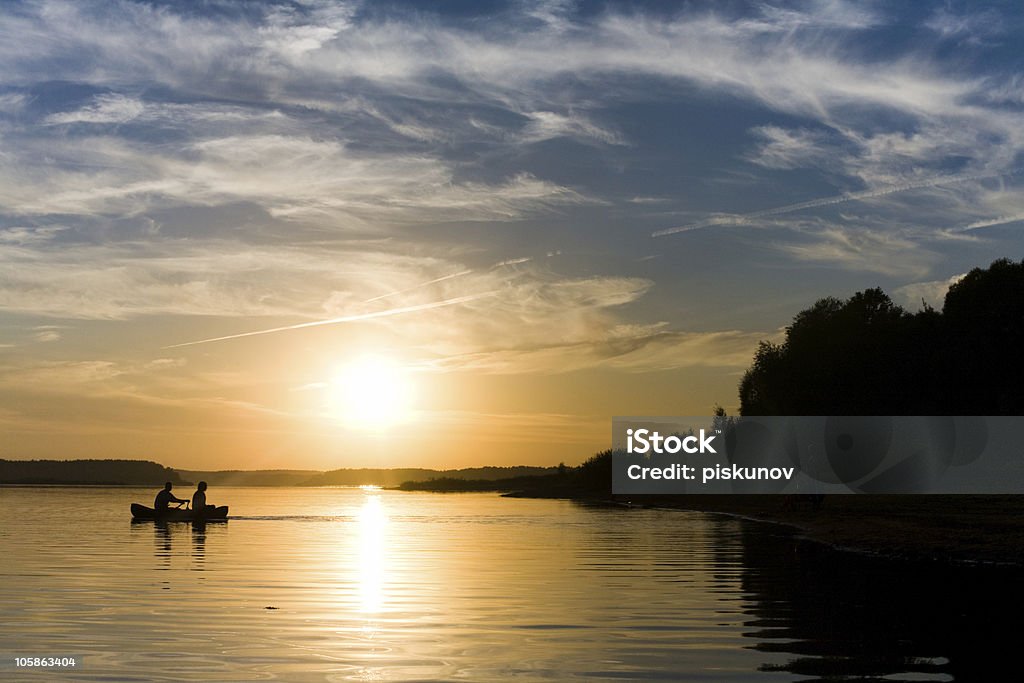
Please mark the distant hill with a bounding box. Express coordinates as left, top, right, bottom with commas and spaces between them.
397, 474, 562, 492
396, 454, 605, 496
177, 469, 320, 486
299, 466, 559, 487
0, 459, 185, 486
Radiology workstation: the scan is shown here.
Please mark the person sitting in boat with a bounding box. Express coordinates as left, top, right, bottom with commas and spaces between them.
191, 481, 216, 515
154, 482, 188, 515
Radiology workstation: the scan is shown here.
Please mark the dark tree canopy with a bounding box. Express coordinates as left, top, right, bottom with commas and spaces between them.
739, 258, 1024, 416
0, 459, 184, 485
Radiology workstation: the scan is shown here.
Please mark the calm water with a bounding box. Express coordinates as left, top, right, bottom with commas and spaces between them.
0, 487, 1020, 681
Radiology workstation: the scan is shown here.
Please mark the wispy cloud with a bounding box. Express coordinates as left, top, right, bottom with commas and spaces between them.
653, 169, 1013, 237
745, 125, 839, 171
781, 227, 939, 278
432, 326, 779, 375
924, 6, 1005, 42
892, 273, 966, 310
0, 226, 67, 244
45, 93, 145, 124
30, 326, 62, 343
2, 1, 1022, 243
519, 111, 624, 145
0, 239, 481, 319
0, 132, 592, 222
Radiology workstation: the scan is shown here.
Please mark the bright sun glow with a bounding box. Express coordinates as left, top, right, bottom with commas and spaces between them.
326, 355, 416, 429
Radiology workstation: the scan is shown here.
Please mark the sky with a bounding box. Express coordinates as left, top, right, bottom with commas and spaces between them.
1, 0, 1022, 470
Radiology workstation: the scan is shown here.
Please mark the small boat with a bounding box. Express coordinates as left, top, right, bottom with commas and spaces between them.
131, 503, 229, 521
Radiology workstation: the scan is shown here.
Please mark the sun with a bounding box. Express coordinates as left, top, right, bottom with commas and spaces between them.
326, 355, 416, 429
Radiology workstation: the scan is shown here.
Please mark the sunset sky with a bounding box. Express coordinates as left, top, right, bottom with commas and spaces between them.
1, 0, 1023, 469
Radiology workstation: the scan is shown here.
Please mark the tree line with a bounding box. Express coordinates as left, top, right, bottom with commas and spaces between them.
740, 258, 1024, 416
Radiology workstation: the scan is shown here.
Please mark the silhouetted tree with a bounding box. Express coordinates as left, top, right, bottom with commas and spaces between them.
739, 258, 1024, 415
938, 258, 1024, 413
576, 449, 613, 495
0, 459, 184, 485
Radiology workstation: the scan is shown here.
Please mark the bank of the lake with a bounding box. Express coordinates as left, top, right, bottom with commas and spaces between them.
397, 447, 1024, 567
503, 491, 1024, 567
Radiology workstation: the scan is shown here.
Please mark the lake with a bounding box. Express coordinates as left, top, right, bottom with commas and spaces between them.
0, 487, 1019, 681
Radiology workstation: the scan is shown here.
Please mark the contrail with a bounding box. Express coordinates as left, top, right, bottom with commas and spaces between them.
362, 270, 474, 303
652, 170, 1011, 237
493, 256, 532, 267
163, 292, 496, 349
361, 256, 533, 304
959, 212, 1024, 232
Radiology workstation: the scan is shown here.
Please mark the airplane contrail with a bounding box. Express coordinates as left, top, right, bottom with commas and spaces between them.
362, 269, 474, 303
959, 212, 1024, 232
493, 256, 533, 267
652, 170, 1012, 237
163, 291, 496, 349
360, 256, 534, 304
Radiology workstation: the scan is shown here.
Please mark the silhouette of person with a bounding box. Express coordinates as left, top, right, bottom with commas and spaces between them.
154, 482, 187, 514
191, 481, 215, 516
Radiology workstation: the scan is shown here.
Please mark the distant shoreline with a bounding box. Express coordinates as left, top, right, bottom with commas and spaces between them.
0, 459, 559, 488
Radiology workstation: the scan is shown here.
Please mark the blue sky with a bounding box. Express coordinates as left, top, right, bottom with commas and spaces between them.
1, 0, 1022, 468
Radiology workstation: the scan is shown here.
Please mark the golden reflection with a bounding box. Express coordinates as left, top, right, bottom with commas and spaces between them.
357, 493, 388, 614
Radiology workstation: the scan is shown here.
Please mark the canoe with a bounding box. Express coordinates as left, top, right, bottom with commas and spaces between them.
131, 503, 229, 521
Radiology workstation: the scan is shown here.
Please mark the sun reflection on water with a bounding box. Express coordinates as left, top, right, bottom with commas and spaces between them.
356, 493, 388, 615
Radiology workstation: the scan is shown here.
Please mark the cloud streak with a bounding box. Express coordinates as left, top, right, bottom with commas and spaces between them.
653, 169, 1017, 237
163, 291, 497, 349
960, 213, 1024, 232
362, 256, 533, 304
